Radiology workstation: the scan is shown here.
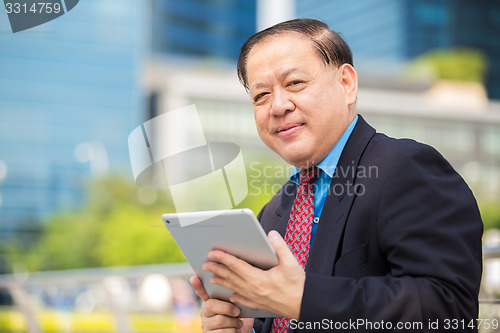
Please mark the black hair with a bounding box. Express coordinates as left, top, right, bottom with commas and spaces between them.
237, 18, 353, 91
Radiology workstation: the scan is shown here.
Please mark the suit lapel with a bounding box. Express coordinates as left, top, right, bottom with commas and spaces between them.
306, 115, 376, 275
269, 181, 296, 237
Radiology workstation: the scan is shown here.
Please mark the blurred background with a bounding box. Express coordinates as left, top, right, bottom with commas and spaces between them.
0, 0, 499, 332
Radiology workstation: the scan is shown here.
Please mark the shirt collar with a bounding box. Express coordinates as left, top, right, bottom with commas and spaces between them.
290, 115, 359, 183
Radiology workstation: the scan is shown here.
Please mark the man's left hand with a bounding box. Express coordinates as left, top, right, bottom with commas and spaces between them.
202, 230, 304, 319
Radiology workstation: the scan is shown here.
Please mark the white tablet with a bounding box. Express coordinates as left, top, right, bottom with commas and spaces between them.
162, 208, 279, 318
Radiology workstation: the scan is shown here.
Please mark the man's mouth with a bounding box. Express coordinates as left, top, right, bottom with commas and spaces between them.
276, 123, 304, 138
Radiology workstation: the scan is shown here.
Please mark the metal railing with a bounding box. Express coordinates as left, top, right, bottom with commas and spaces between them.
1, 247, 499, 333
0, 263, 194, 333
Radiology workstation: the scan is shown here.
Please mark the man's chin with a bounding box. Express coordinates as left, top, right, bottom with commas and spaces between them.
280, 148, 326, 169
270, 142, 316, 167
282, 155, 316, 170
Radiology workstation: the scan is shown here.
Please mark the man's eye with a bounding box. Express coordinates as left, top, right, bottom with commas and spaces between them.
254, 92, 268, 103
288, 80, 304, 86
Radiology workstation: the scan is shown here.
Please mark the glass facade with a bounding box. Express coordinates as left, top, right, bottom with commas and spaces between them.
151, 0, 256, 61
0, 1, 148, 234
296, 0, 404, 63
451, 0, 500, 100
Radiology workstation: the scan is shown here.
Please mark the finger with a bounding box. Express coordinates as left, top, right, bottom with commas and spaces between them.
203, 261, 248, 293
203, 261, 236, 278
207, 250, 258, 277
190, 275, 210, 302
203, 315, 243, 332
229, 294, 284, 318
203, 261, 244, 280
241, 318, 255, 333
229, 293, 259, 313
208, 250, 255, 273
268, 230, 296, 265
203, 298, 241, 318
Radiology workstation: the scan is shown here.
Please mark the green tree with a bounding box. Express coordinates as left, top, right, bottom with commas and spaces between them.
480, 202, 500, 231
20, 176, 186, 271
407, 48, 488, 83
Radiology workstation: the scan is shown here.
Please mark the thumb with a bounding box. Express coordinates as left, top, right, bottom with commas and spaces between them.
268, 230, 295, 263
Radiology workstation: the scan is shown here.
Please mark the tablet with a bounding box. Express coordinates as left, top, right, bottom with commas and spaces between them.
162, 208, 279, 318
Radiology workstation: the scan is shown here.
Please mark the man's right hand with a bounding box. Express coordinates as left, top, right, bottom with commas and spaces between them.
190, 275, 254, 333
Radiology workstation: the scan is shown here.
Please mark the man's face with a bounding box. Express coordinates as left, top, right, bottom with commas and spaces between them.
246, 32, 357, 169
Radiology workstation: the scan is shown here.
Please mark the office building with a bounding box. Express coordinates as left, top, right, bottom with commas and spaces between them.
0, 0, 148, 239
151, 0, 256, 61
296, 0, 500, 99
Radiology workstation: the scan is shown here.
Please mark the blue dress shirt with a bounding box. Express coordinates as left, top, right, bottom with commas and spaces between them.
289, 115, 358, 243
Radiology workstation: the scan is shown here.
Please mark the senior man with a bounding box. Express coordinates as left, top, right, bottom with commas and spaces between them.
191, 19, 483, 333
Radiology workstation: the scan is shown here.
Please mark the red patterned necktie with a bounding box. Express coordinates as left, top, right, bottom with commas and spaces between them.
271, 167, 319, 333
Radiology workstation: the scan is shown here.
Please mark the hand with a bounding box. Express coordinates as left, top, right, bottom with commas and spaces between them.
202, 230, 305, 319
190, 275, 254, 333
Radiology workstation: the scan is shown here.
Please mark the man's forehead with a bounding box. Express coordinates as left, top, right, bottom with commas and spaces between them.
245, 32, 324, 73
248, 67, 308, 91
246, 33, 317, 78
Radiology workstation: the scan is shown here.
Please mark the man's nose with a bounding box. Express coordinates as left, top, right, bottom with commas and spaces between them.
270, 90, 295, 116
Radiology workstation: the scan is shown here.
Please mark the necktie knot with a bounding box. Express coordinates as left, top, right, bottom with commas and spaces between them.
299, 167, 320, 185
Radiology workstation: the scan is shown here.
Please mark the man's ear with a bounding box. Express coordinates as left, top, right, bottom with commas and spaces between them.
338, 63, 358, 106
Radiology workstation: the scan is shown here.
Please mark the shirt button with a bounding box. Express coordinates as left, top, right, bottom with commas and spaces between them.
313, 217, 320, 224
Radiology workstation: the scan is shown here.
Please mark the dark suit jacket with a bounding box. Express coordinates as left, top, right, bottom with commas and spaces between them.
254, 115, 483, 332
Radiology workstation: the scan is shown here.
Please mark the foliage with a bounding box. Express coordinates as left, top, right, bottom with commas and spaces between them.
407, 48, 488, 83
480, 202, 500, 231
95, 206, 186, 267
18, 176, 186, 271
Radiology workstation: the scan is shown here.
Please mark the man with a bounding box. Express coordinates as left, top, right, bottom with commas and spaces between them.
191, 19, 483, 332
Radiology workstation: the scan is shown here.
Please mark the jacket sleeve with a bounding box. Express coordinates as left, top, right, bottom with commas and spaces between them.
299, 142, 483, 332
